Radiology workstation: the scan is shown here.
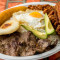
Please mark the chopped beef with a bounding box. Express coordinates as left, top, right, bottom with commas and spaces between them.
28, 4, 54, 14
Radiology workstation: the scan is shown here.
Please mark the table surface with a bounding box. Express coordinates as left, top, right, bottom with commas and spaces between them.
0, 0, 60, 60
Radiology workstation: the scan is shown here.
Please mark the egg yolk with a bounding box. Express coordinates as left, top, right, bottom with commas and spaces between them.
29, 12, 42, 18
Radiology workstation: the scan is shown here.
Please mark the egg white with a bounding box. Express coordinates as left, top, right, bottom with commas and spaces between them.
13, 9, 45, 31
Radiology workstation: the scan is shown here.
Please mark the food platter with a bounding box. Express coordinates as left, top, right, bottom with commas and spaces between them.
0, 2, 60, 60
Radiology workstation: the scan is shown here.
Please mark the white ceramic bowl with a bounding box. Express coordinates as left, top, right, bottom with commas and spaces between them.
0, 2, 60, 60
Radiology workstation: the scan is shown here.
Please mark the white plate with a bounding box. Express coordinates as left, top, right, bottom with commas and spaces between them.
0, 2, 60, 60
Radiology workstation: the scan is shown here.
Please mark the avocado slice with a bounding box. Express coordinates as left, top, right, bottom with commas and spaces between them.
44, 13, 55, 35
21, 25, 47, 39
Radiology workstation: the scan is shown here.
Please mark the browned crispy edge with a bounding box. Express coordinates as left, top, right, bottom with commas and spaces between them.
55, 2, 60, 35
0, 6, 27, 25
55, 2, 60, 23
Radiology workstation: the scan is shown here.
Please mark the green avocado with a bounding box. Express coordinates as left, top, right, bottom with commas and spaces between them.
21, 25, 47, 39
44, 13, 55, 35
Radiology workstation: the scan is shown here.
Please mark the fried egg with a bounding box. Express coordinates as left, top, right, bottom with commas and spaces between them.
13, 9, 45, 32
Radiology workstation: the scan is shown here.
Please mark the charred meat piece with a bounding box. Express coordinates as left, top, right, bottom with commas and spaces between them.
36, 39, 51, 52
28, 4, 53, 13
